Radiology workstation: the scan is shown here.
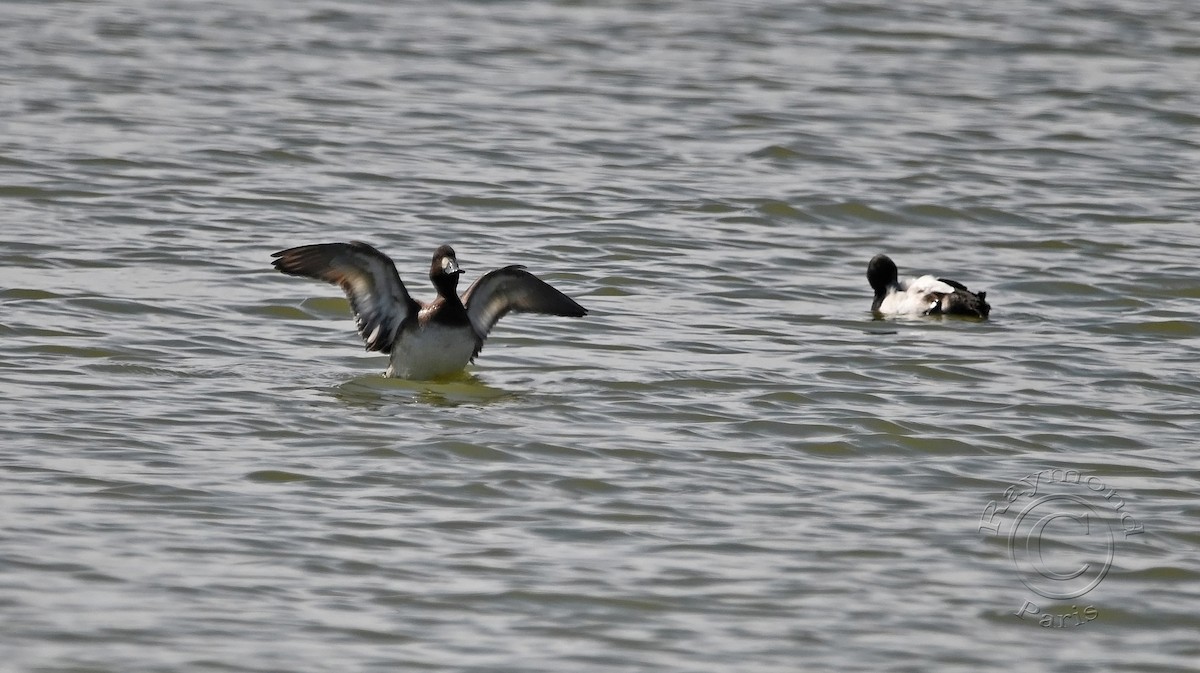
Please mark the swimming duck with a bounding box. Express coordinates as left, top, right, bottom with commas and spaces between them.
272, 242, 587, 379
866, 254, 990, 319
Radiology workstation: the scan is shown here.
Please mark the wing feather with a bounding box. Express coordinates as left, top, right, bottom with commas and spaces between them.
461, 265, 586, 355
937, 277, 969, 292
904, 275, 957, 296
935, 277, 991, 317
271, 241, 419, 352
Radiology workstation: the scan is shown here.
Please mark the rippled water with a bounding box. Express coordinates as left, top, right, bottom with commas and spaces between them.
3, 1, 1200, 671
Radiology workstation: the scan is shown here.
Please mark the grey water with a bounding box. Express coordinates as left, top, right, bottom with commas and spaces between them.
2, 1, 1199, 671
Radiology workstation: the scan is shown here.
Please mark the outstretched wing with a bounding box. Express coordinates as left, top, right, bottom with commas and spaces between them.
271, 241, 419, 352
461, 265, 587, 354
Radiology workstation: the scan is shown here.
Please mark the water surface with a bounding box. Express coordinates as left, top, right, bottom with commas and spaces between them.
2, 1, 1199, 671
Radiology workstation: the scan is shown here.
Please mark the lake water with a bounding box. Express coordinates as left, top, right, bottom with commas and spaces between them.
2, 1, 1199, 671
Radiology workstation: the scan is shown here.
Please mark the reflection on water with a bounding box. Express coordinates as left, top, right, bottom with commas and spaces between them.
329, 372, 518, 408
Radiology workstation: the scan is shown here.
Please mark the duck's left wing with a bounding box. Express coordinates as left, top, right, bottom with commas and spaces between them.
461, 265, 587, 352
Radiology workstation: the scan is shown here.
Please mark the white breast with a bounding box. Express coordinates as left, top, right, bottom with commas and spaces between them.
386, 323, 478, 380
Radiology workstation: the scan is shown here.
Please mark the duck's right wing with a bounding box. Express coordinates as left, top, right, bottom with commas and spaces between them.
937, 277, 969, 292
884, 275, 957, 315
905, 275, 957, 296
936, 278, 991, 318
271, 241, 420, 352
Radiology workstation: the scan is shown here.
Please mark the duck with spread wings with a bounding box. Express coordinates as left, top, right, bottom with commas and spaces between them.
272, 242, 588, 379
